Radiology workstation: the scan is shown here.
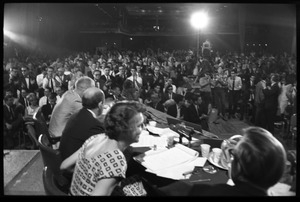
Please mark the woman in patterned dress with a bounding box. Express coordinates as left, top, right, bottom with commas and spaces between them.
60, 101, 147, 196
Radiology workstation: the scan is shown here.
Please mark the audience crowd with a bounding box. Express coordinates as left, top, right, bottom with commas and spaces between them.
3, 43, 297, 150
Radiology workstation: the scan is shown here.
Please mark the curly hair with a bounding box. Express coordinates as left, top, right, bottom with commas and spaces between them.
104, 101, 146, 140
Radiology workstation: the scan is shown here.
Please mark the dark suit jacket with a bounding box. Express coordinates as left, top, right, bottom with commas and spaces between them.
3, 104, 24, 132
20, 75, 38, 93
59, 107, 105, 160
114, 74, 127, 90
159, 180, 267, 196
184, 104, 201, 125
41, 103, 55, 123
167, 104, 186, 119
161, 92, 178, 103
151, 74, 165, 90
100, 74, 115, 97
262, 83, 280, 110
149, 101, 165, 113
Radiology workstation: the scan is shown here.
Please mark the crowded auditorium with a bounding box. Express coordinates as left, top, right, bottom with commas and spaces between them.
3, 3, 297, 196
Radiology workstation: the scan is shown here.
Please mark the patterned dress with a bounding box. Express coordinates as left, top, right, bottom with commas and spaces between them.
70, 135, 127, 196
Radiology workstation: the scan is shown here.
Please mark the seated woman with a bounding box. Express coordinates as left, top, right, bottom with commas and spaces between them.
24, 92, 40, 122
23, 92, 40, 149
60, 101, 147, 196
159, 126, 287, 196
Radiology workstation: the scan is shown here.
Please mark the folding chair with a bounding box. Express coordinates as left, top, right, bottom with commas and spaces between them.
33, 109, 60, 146
38, 134, 70, 195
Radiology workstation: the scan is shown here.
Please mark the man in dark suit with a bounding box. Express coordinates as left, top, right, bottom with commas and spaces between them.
162, 84, 178, 104
151, 66, 165, 90
41, 92, 57, 123
148, 91, 165, 113
3, 94, 24, 149
166, 94, 186, 120
262, 74, 280, 134
59, 87, 105, 161
100, 66, 115, 98
18, 87, 29, 115
254, 74, 267, 128
20, 66, 38, 93
184, 93, 209, 131
114, 66, 128, 91
92, 69, 102, 89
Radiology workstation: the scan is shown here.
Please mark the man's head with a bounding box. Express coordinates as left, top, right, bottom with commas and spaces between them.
82, 87, 105, 116
4, 94, 14, 107
74, 76, 95, 97
10, 66, 19, 77
103, 66, 110, 76
44, 87, 51, 97
47, 66, 54, 78
21, 66, 29, 77
93, 70, 101, 80
48, 93, 57, 106
57, 67, 65, 76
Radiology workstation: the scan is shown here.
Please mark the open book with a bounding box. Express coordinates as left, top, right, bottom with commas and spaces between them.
133, 144, 199, 173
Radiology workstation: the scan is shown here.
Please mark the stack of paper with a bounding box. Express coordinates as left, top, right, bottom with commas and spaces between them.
130, 130, 167, 148
134, 144, 199, 173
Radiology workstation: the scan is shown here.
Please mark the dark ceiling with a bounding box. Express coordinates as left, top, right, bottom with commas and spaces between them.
47, 3, 295, 34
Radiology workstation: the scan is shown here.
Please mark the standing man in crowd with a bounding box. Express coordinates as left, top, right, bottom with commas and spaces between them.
227, 69, 242, 119
20, 65, 38, 94
254, 74, 267, 127
262, 74, 280, 134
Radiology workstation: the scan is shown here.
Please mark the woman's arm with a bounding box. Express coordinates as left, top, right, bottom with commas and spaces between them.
91, 178, 119, 196
60, 148, 81, 170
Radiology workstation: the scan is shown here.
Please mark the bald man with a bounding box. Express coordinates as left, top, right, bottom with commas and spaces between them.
59, 87, 105, 161
49, 76, 95, 140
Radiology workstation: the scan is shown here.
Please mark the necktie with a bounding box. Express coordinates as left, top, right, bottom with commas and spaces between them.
50, 78, 54, 92
9, 107, 14, 119
232, 78, 235, 91
169, 93, 172, 99
25, 98, 28, 107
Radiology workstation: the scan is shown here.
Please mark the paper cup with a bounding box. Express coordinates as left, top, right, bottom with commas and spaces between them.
149, 121, 157, 127
212, 148, 222, 164
200, 144, 211, 158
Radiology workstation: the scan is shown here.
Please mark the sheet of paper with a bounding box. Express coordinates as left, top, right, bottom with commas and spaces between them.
152, 157, 207, 180
130, 130, 167, 148
134, 144, 198, 172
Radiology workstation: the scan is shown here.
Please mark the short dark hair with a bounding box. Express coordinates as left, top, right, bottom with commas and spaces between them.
48, 92, 57, 100
173, 94, 184, 104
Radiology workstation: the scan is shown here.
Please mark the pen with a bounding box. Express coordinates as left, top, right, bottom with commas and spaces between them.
190, 179, 211, 183
182, 170, 194, 176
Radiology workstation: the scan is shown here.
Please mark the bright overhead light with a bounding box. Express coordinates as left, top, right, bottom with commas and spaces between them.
190, 11, 209, 30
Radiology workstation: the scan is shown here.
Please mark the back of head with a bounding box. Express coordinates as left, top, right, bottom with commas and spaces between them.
82, 87, 105, 110
173, 94, 184, 104
75, 76, 95, 96
231, 126, 286, 190
104, 101, 146, 140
